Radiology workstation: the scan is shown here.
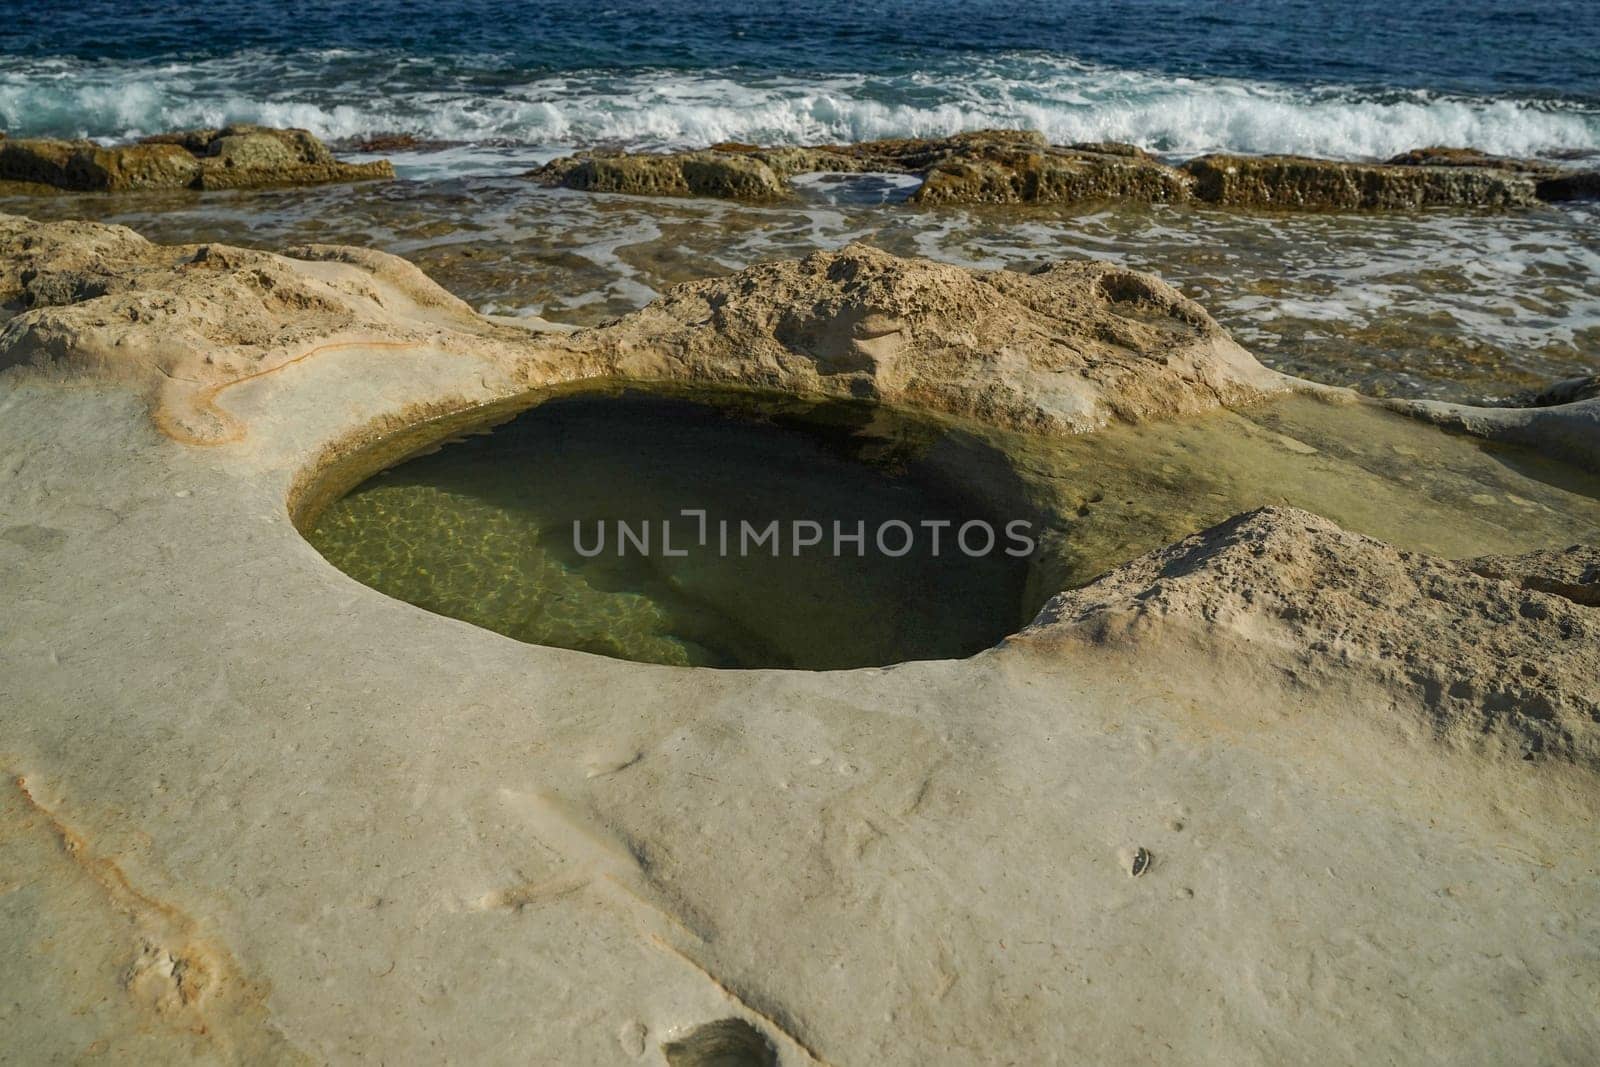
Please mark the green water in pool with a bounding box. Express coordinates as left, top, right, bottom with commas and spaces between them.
304, 385, 1600, 670
305, 388, 1037, 669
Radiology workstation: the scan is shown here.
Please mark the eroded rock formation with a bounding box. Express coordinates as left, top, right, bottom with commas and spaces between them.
1180, 153, 1539, 210
0, 126, 394, 194
3, 213, 1600, 1063
0, 215, 1288, 443
531, 129, 1599, 211
1021, 507, 1600, 767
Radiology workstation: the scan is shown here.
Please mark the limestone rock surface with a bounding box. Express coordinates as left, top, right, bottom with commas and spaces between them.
569, 241, 1288, 432
0, 215, 1290, 442
1180, 152, 1540, 210
0, 125, 394, 194
1022, 507, 1600, 767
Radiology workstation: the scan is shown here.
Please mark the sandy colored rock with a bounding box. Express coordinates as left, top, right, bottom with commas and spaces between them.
532, 130, 1598, 209
3, 213, 1600, 1064
1021, 507, 1600, 765
0, 126, 394, 195
533, 129, 1190, 205
908, 141, 1190, 205
1384, 145, 1556, 172
546, 150, 790, 199
1470, 545, 1600, 608
1182, 152, 1540, 210
568, 241, 1287, 433
0, 216, 1290, 443
0, 214, 527, 443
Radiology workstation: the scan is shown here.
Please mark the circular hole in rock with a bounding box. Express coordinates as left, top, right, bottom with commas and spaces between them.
303, 384, 1043, 669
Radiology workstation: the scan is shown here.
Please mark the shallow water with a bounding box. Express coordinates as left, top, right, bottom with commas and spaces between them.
306, 389, 1034, 670
9, 179, 1598, 403
304, 384, 1600, 671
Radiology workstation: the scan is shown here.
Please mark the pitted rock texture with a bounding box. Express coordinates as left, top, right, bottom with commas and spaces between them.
1180, 153, 1540, 210
533, 129, 1190, 205
0, 215, 1289, 443
531, 129, 1599, 210
568, 241, 1288, 433
1023, 507, 1600, 767
0, 125, 394, 194
1470, 546, 1600, 608
0, 213, 521, 443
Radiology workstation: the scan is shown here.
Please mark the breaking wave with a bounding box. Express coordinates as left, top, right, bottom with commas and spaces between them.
3, 51, 1597, 173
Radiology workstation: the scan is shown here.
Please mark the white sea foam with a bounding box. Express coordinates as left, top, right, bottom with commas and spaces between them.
2, 51, 1597, 176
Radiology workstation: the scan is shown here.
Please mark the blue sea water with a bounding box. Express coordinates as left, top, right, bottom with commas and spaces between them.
2, 0, 1598, 167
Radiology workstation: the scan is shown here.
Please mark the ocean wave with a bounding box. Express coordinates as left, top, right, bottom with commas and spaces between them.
2, 51, 1597, 173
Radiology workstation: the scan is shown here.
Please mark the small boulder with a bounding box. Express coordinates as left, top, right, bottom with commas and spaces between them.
541, 151, 788, 199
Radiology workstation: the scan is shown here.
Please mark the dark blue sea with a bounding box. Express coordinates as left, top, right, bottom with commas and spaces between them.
2, 0, 1598, 168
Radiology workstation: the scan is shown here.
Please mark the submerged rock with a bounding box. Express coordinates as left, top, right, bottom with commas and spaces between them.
0, 125, 394, 194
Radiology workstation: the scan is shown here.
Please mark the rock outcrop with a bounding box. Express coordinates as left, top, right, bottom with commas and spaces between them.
0, 213, 507, 442
569, 241, 1288, 433
0, 125, 394, 194
1470, 545, 1600, 608
1020, 507, 1600, 767
0, 215, 1289, 442
532, 129, 1599, 211
908, 136, 1190, 205
1391, 387, 1600, 472
1180, 153, 1540, 210
532, 129, 1191, 205
5, 214, 1600, 1065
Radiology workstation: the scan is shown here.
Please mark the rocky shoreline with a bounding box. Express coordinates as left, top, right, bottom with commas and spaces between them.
0, 126, 393, 195
532, 128, 1600, 210
4, 123, 1594, 215
3, 214, 1599, 1062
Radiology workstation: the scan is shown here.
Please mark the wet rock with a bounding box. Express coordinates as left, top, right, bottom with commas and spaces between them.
350, 133, 423, 153
0, 126, 394, 194
533, 130, 1600, 210
534, 130, 1191, 206
1384, 145, 1555, 172
541, 150, 789, 199
1536, 170, 1600, 201
1182, 153, 1540, 210
1495, 374, 1600, 408
910, 141, 1191, 205
1392, 389, 1600, 472
1386, 146, 1600, 202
